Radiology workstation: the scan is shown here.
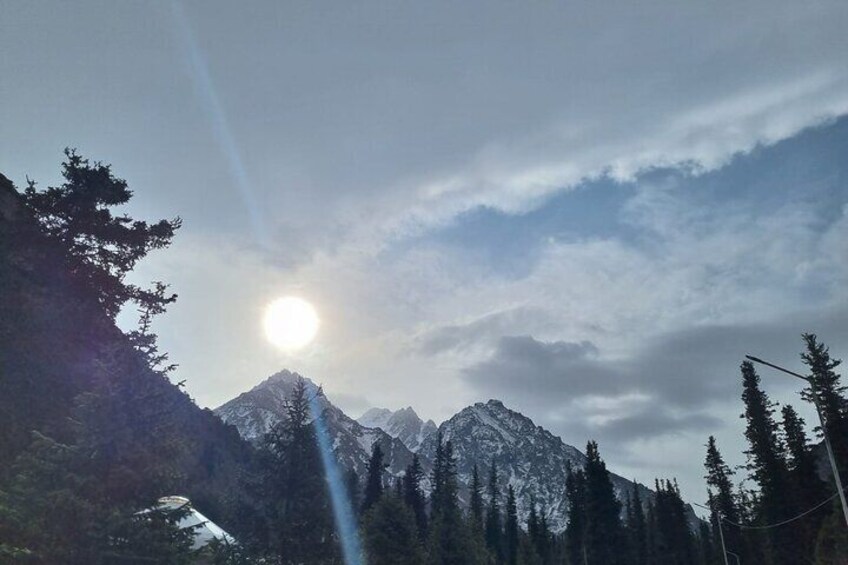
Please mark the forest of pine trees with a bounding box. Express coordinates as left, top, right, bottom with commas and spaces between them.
702, 340, 848, 565
3, 152, 847, 564
299, 430, 714, 565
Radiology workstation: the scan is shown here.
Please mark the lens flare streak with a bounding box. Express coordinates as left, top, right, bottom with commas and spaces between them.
169, 2, 270, 248
309, 393, 363, 565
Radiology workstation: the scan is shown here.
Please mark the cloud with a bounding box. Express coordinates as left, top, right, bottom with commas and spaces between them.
457, 312, 847, 498
325, 391, 373, 418
6, 1, 848, 264
463, 311, 848, 414
589, 409, 722, 443
412, 307, 558, 356
464, 335, 610, 395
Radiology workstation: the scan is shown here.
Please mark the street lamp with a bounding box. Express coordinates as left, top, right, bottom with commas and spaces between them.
745, 355, 848, 530
694, 502, 730, 565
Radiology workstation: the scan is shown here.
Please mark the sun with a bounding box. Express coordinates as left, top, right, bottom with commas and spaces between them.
263, 296, 320, 350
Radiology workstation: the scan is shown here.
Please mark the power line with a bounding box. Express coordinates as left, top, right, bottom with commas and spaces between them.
720, 491, 839, 530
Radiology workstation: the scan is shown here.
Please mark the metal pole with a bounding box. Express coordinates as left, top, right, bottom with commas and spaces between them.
695, 502, 730, 565
746, 355, 848, 531
716, 510, 730, 565
810, 392, 848, 530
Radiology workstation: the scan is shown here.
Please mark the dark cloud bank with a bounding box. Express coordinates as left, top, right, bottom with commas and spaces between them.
458, 307, 848, 447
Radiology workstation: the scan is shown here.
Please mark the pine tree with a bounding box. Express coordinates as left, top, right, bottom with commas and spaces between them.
627, 485, 648, 565
523, 499, 551, 565
363, 443, 386, 514
363, 494, 425, 565
403, 454, 428, 540
347, 467, 361, 519
22, 149, 181, 319
815, 508, 848, 565
801, 334, 848, 471
653, 479, 695, 565
782, 404, 824, 496
485, 461, 504, 563
536, 510, 552, 565
522, 498, 552, 565
799, 335, 848, 564
781, 404, 828, 559
739, 360, 799, 564
431, 431, 446, 518
518, 533, 542, 565
262, 378, 339, 563
470, 464, 485, 533
527, 497, 540, 561
505, 486, 519, 565
564, 464, 587, 565
697, 520, 716, 565
645, 499, 658, 564
704, 436, 743, 563
467, 462, 489, 560
0, 374, 196, 564
426, 438, 479, 565
583, 441, 626, 564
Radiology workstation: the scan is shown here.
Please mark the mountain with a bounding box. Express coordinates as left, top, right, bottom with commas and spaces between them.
358, 406, 438, 452
217, 371, 698, 532
215, 370, 419, 477
419, 399, 658, 532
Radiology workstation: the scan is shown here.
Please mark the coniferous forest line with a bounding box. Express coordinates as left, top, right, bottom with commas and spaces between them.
1, 152, 846, 564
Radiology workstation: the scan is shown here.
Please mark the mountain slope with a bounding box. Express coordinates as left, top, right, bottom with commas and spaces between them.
215, 371, 419, 477
419, 400, 692, 532
0, 176, 256, 535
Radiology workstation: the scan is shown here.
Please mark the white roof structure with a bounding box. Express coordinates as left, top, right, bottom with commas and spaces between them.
155, 496, 236, 550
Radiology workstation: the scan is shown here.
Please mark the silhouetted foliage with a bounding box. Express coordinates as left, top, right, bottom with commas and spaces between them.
261, 378, 340, 563
363, 443, 387, 514
22, 149, 181, 319
401, 454, 428, 542
363, 493, 425, 565
485, 461, 504, 563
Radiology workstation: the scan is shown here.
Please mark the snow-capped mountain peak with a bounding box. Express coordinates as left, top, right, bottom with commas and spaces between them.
356, 406, 437, 452
214, 371, 417, 478
420, 398, 656, 532
216, 369, 696, 533
357, 407, 394, 429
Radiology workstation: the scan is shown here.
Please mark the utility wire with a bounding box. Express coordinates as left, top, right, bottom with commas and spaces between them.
720, 491, 839, 530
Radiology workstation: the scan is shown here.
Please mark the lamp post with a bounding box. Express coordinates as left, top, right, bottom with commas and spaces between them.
745, 354, 848, 530
694, 502, 730, 565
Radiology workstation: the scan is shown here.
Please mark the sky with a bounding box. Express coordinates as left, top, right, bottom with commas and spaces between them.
2, 0, 847, 506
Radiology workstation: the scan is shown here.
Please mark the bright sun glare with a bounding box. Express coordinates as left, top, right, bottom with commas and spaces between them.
263, 296, 320, 351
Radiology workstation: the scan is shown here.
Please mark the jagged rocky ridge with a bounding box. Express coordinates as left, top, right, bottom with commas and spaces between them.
358, 406, 437, 453
215, 370, 696, 532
